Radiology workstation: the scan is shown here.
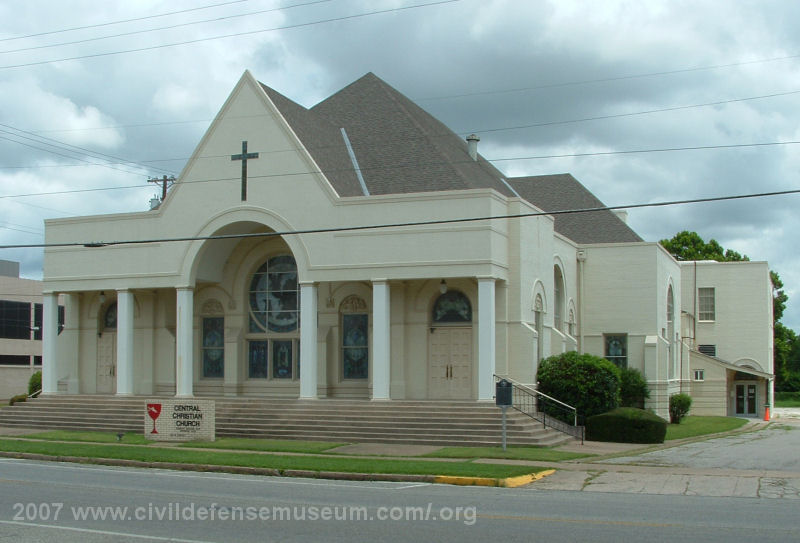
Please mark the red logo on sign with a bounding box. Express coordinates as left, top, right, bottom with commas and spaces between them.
147, 403, 162, 434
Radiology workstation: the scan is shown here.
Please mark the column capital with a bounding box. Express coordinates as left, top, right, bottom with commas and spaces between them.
299, 280, 317, 287
371, 278, 389, 285
176, 286, 194, 292
476, 276, 497, 283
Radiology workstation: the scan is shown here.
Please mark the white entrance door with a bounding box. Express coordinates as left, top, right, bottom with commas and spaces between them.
97, 333, 117, 394
735, 383, 757, 416
429, 328, 472, 399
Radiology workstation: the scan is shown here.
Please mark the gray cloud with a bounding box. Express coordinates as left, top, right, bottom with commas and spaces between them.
1, 0, 799, 328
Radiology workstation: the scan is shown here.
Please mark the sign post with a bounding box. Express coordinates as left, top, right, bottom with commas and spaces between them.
495, 379, 512, 451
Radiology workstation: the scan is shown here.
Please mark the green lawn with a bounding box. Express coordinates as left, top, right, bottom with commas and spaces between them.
424, 446, 592, 462
665, 416, 748, 440
181, 437, 345, 454
23, 431, 150, 445
0, 438, 539, 478
775, 391, 800, 408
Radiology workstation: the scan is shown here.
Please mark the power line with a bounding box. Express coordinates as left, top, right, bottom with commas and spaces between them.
0, 0, 333, 55
468, 89, 800, 134
9, 84, 798, 167
0, 0, 252, 43
0, 0, 462, 70
3, 139, 800, 200
0, 135, 147, 177
2, 188, 798, 250
417, 54, 800, 101
0, 123, 176, 176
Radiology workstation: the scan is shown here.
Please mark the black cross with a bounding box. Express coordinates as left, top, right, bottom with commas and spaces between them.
231, 141, 259, 201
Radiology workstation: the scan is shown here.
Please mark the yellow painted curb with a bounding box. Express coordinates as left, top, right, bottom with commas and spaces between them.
502, 469, 556, 488
433, 469, 556, 488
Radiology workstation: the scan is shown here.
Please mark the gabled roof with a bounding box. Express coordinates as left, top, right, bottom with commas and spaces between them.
262, 73, 514, 197
261, 73, 642, 244
508, 174, 642, 244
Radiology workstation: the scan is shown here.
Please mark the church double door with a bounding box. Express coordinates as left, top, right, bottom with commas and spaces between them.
428, 328, 472, 400
96, 332, 117, 394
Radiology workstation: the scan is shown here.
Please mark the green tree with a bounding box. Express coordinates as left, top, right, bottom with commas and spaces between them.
659, 230, 749, 262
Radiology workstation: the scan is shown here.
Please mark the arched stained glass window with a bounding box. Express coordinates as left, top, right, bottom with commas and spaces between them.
104, 303, 117, 330
247, 255, 300, 380
432, 291, 472, 324
554, 266, 565, 332
249, 255, 298, 333
341, 296, 368, 380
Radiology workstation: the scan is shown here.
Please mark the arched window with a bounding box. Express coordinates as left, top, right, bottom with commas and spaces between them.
667, 285, 675, 380
340, 295, 368, 380
103, 303, 117, 331
554, 266, 565, 332
201, 300, 224, 379
247, 255, 299, 380
568, 308, 576, 337
432, 291, 472, 324
534, 293, 544, 363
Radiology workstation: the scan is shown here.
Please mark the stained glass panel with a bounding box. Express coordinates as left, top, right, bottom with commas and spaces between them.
432, 291, 472, 323
202, 317, 224, 378
248, 340, 268, 378
272, 340, 293, 379
104, 303, 117, 329
342, 313, 368, 379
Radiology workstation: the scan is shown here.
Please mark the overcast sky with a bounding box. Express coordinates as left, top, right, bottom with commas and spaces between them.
1, 0, 799, 329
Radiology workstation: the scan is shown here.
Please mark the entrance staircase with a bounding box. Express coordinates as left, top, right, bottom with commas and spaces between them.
0, 396, 574, 447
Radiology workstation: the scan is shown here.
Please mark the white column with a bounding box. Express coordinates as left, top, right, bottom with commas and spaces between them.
372, 280, 390, 400
176, 287, 194, 397
478, 277, 496, 401
116, 289, 135, 395
42, 292, 59, 395
299, 282, 318, 399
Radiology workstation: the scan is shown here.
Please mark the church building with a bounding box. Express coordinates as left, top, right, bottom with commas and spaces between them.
40, 71, 774, 420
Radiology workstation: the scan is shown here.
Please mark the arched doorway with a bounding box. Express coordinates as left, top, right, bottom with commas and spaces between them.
428, 290, 472, 399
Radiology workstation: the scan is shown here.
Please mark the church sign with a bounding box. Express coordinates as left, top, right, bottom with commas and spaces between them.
144, 399, 215, 442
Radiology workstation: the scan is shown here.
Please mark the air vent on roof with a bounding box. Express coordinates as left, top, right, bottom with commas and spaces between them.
466, 134, 480, 161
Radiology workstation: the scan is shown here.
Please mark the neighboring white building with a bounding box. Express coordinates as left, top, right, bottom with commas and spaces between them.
682, 261, 774, 419
40, 71, 773, 419
0, 260, 64, 401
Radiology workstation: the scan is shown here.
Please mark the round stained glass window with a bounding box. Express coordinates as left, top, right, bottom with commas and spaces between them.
249, 255, 298, 333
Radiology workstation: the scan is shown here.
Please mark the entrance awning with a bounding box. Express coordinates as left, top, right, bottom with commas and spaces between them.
690, 350, 774, 380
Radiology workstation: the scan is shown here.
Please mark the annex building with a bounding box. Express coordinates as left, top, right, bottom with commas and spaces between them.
40, 71, 774, 420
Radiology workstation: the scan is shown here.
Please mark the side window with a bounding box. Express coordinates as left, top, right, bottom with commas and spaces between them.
698, 287, 715, 321
604, 334, 628, 368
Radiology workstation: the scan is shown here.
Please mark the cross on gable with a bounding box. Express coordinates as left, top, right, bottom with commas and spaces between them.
231, 140, 259, 201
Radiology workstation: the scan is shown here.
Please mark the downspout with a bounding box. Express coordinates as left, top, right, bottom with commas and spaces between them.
577, 249, 587, 353
693, 261, 697, 343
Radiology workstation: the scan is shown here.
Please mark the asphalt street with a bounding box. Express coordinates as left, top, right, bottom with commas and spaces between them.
0, 458, 797, 543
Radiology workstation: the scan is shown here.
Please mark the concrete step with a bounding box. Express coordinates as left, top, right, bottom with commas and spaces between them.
0, 395, 576, 447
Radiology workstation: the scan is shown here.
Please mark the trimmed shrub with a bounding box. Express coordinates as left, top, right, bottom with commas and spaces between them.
586, 407, 667, 444
619, 367, 650, 409
669, 393, 692, 424
28, 370, 42, 398
9, 394, 28, 406
537, 351, 621, 420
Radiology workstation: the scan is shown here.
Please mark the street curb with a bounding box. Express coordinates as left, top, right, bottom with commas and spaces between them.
0, 451, 550, 487
434, 469, 555, 488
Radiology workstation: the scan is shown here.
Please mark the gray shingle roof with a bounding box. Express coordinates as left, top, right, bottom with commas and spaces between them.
508, 174, 642, 244
262, 73, 514, 197
261, 73, 642, 244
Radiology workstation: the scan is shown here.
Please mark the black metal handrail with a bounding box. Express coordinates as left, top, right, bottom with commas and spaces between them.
494, 375, 584, 443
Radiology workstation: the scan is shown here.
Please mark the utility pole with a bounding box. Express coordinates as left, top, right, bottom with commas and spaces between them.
147, 175, 175, 201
